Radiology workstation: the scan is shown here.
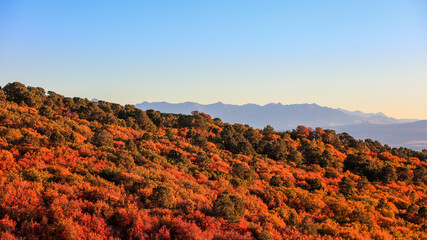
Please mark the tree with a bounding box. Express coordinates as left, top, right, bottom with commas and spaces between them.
26, 86, 46, 109
419, 206, 427, 219
212, 191, 245, 222
231, 163, 256, 185
301, 140, 322, 165
397, 167, 412, 183
50, 130, 66, 146
339, 177, 355, 198
3, 82, 29, 105
350, 209, 373, 228
263, 139, 289, 161
269, 175, 282, 187
191, 111, 210, 130
413, 166, 427, 185
262, 125, 275, 135
93, 130, 114, 148
194, 151, 212, 168
21, 132, 40, 147
186, 130, 208, 147
39, 105, 55, 119
296, 125, 310, 138
319, 150, 341, 169
150, 185, 175, 209
343, 153, 380, 181
339, 132, 363, 149
307, 178, 323, 192
380, 164, 397, 184
167, 149, 190, 165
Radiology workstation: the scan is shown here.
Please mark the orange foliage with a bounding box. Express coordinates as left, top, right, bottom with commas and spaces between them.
0, 83, 426, 239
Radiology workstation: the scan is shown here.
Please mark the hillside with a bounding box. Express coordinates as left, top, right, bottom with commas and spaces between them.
136, 101, 415, 129
0, 82, 426, 239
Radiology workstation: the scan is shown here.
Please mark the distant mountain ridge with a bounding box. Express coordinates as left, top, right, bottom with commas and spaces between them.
136, 101, 415, 129
136, 101, 426, 150
333, 120, 427, 151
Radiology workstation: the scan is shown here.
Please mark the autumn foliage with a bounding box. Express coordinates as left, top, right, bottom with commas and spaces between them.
0, 82, 426, 239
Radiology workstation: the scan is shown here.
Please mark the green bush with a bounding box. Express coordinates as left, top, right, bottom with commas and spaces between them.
93, 130, 114, 148
212, 191, 245, 222
269, 175, 282, 187
231, 163, 256, 183
339, 176, 355, 198
150, 185, 175, 209
167, 149, 190, 165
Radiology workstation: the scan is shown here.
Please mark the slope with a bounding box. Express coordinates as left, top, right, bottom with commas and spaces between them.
0, 82, 426, 239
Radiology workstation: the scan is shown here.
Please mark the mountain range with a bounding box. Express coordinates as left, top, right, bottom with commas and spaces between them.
136, 101, 427, 150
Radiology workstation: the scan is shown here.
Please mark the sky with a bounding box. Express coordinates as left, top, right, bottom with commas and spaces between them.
1, 0, 427, 119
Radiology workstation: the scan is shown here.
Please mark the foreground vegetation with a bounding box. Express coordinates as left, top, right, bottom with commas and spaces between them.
0, 82, 426, 239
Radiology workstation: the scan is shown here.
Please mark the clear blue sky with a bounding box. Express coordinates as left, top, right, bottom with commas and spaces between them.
1, 0, 426, 119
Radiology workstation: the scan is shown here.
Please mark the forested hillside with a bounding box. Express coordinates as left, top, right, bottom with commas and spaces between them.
0, 82, 426, 239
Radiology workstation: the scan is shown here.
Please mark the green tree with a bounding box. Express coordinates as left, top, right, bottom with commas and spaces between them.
3, 82, 29, 105
50, 130, 66, 146
269, 175, 282, 187
397, 167, 412, 183
92, 130, 114, 148
231, 163, 256, 183
413, 166, 427, 185
380, 164, 397, 184
344, 153, 380, 181
262, 125, 275, 135
418, 206, 427, 219
339, 176, 355, 198
307, 178, 323, 192
39, 105, 55, 119
212, 191, 245, 222
194, 151, 212, 168
167, 149, 190, 165
150, 185, 175, 209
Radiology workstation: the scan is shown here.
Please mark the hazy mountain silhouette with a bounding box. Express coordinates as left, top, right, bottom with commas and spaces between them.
136, 101, 425, 150
136, 101, 414, 128
333, 120, 427, 151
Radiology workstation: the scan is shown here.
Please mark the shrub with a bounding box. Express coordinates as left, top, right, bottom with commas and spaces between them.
194, 151, 212, 168
50, 130, 66, 146
212, 191, 245, 222
397, 167, 412, 183
419, 206, 427, 219
93, 130, 114, 148
307, 178, 323, 192
99, 167, 122, 183
150, 185, 175, 209
231, 163, 256, 183
269, 175, 282, 187
344, 153, 380, 181
167, 149, 190, 165
339, 177, 355, 198
413, 166, 427, 185
324, 168, 339, 178
380, 164, 397, 184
